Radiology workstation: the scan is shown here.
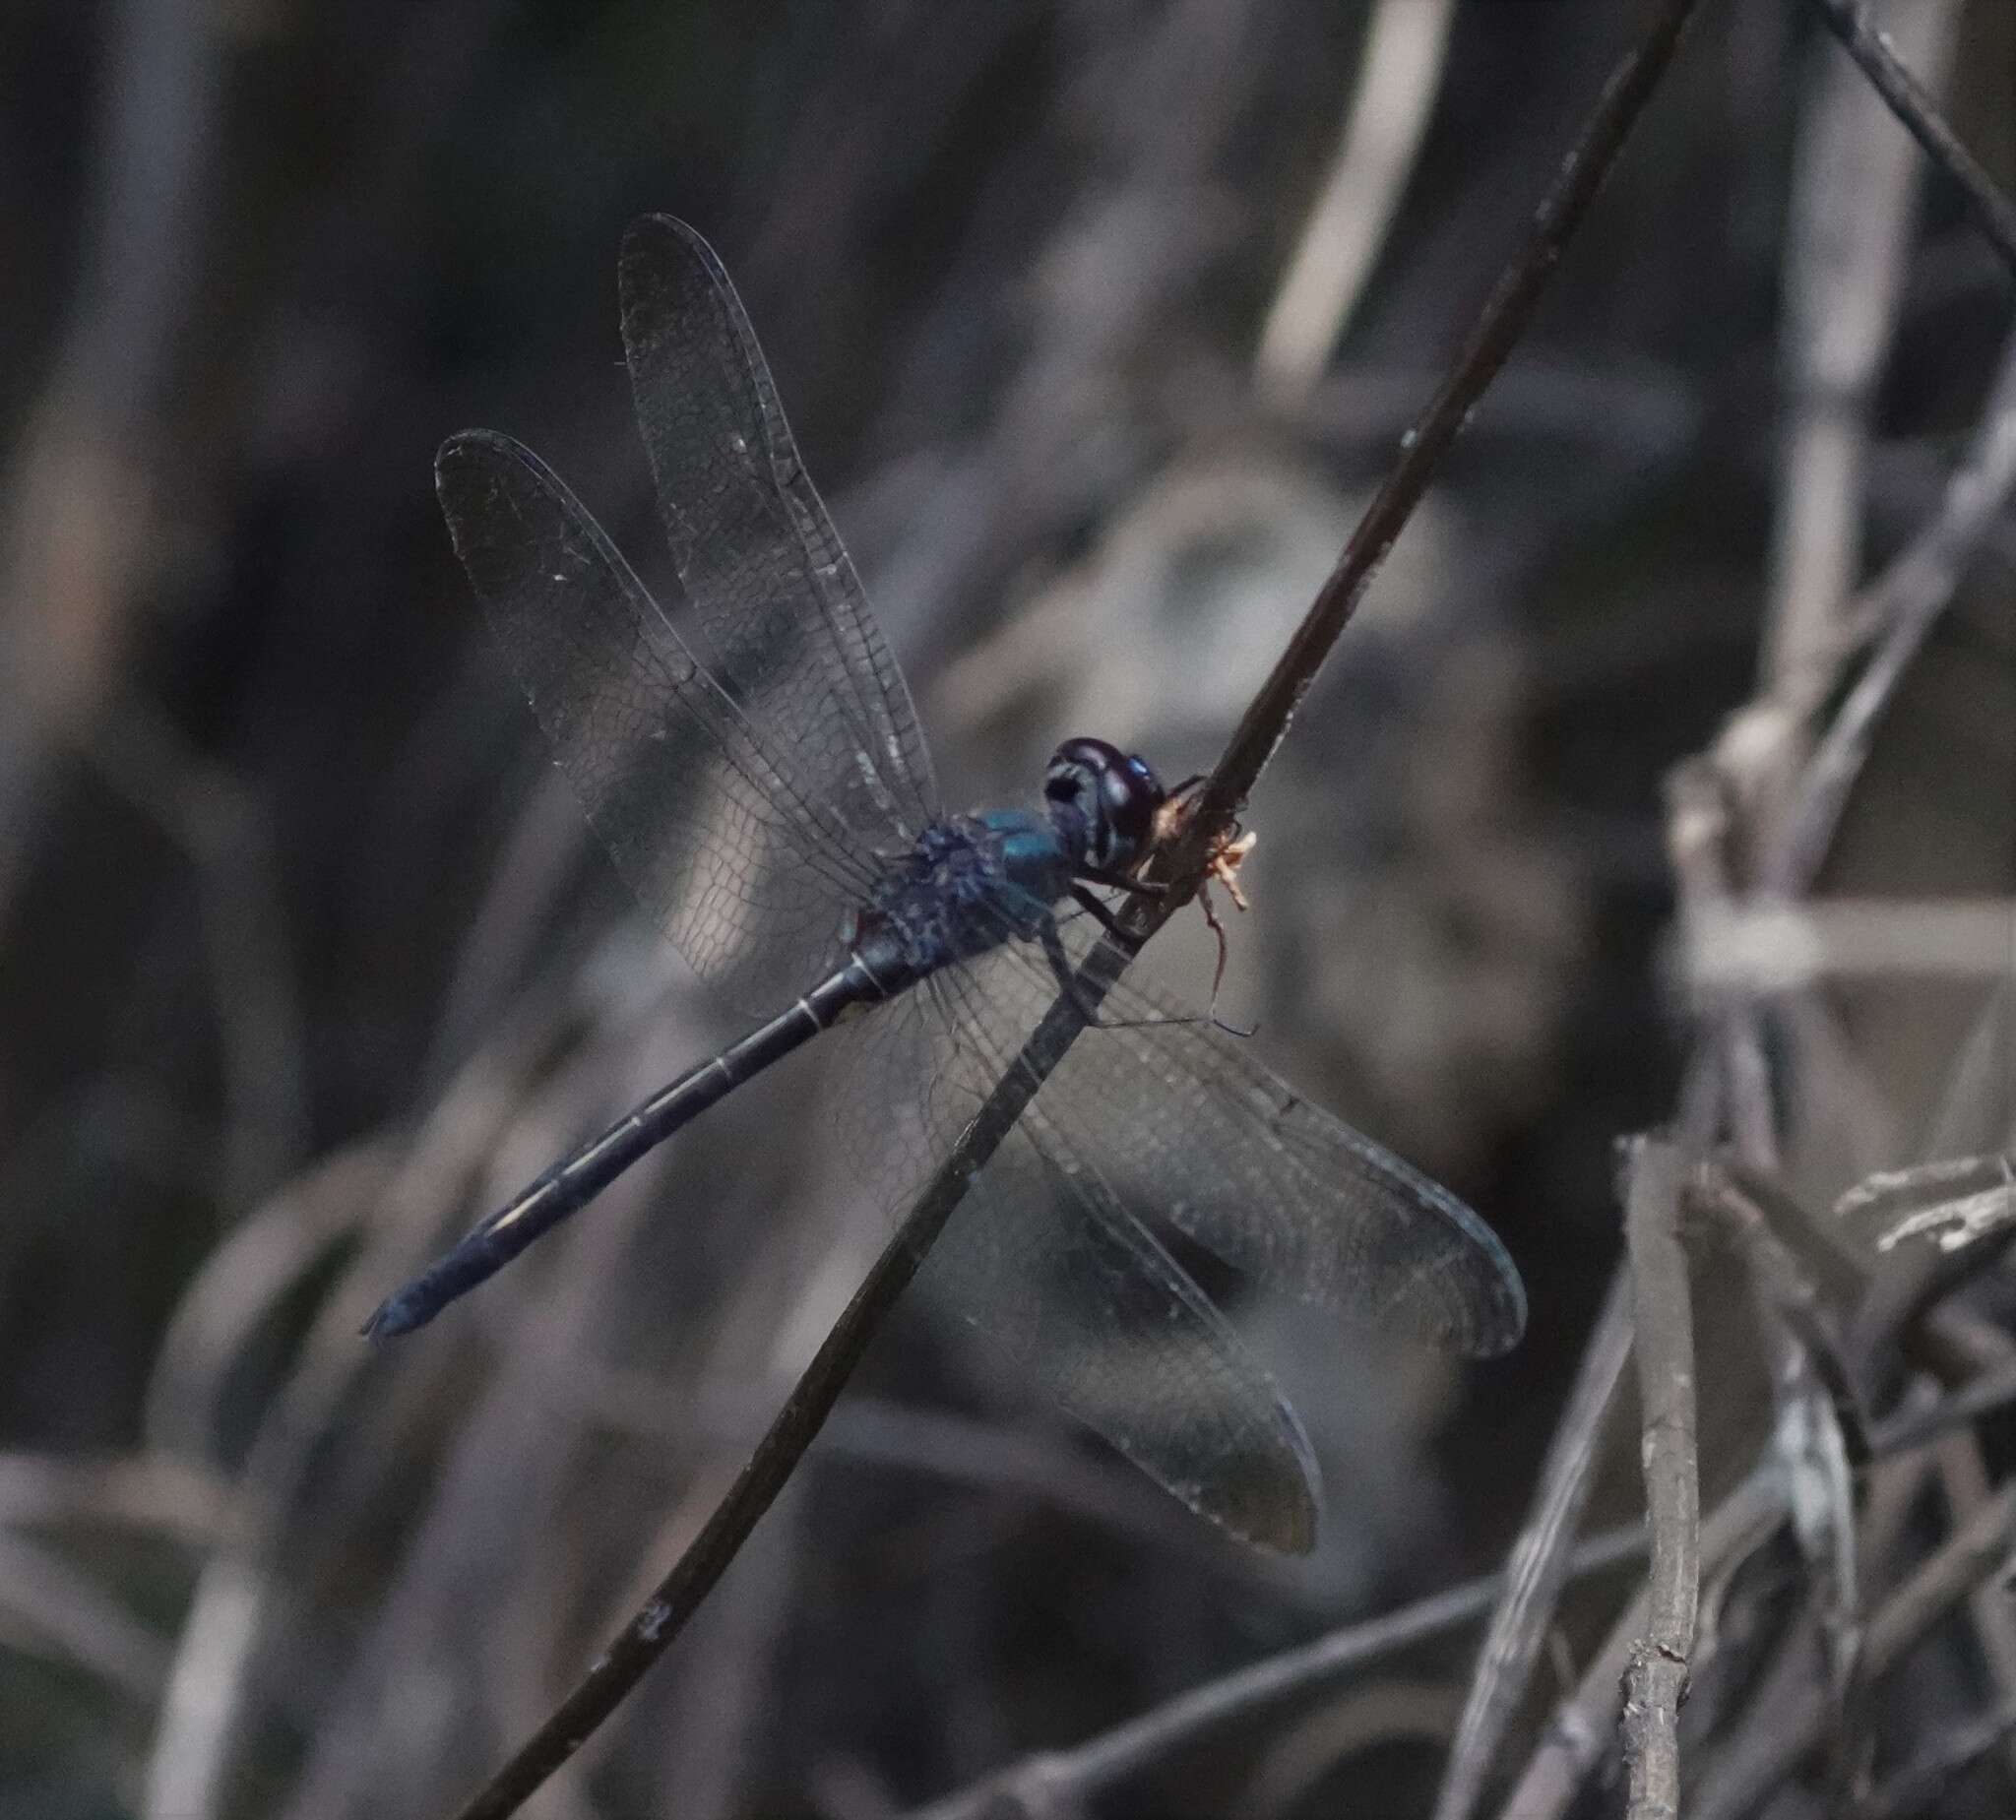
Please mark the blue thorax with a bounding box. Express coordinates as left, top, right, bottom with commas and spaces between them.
858, 807, 1088, 975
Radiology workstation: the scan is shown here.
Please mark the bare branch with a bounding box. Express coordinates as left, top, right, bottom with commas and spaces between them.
1181, 0, 1707, 853
1803, 0, 2016, 282
1621, 1138, 1700, 1820
1495, 1469, 1788, 1820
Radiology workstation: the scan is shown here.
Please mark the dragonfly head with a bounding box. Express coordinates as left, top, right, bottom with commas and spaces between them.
1043, 737, 1166, 873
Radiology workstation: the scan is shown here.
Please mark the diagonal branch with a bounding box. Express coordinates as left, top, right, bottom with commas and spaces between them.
1179, 0, 1707, 866
1803, 0, 2016, 282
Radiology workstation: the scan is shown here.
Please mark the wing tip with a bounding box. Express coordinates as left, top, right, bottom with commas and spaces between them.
434, 427, 527, 497
619, 213, 726, 292
1262, 1493, 1320, 1557
1469, 1267, 1529, 1358
1191, 1468, 1320, 1556
435, 425, 517, 466
1195, 1397, 1323, 1555
1442, 1227, 1528, 1359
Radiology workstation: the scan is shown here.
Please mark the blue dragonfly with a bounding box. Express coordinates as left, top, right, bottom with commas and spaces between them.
364, 216, 1524, 1552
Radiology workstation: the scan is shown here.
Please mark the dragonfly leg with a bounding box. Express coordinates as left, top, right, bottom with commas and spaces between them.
1042, 910, 1116, 1027
1056, 892, 1222, 1036
1194, 882, 1257, 1039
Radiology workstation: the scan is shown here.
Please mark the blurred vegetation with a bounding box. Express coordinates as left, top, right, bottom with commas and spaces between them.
0, 1, 2012, 1816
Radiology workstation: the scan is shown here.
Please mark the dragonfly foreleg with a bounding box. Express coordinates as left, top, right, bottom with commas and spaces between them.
1051, 893, 1225, 1036
1042, 910, 1115, 1027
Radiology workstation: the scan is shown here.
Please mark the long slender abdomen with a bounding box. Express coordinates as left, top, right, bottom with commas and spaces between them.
361, 955, 898, 1338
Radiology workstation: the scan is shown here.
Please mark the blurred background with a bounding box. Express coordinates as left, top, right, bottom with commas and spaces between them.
1, 0, 2012, 1815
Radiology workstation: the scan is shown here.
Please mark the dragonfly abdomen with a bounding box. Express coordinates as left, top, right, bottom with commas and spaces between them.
362, 949, 907, 1338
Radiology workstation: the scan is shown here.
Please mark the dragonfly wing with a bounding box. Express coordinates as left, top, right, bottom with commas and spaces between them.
435, 430, 875, 1001
928, 1116, 1321, 1553
897, 962, 1320, 1553
961, 916, 1527, 1359
619, 215, 938, 848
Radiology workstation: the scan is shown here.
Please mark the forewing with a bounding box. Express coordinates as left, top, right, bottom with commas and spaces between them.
435, 430, 873, 1000
618, 215, 937, 849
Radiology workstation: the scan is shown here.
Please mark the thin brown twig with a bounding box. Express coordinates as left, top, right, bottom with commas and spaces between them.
1495, 1468, 1789, 1820
1803, 0, 2016, 282
1621, 1138, 1700, 1820
1430, 1267, 1636, 1820
443, 6, 1709, 1816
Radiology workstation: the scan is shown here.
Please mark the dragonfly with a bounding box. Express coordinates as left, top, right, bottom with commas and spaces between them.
363, 215, 1525, 1553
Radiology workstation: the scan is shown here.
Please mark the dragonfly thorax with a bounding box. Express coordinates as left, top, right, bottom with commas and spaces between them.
859, 812, 1077, 974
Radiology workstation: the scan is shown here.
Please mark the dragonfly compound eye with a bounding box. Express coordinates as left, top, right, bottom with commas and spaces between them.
1046, 737, 1165, 869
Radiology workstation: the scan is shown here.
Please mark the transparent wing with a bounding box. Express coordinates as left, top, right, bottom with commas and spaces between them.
910, 962, 1323, 1552
967, 915, 1528, 1357
823, 890, 1521, 1547
435, 430, 877, 1001
618, 215, 937, 851
812, 903, 1318, 1551
919, 1101, 1322, 1553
